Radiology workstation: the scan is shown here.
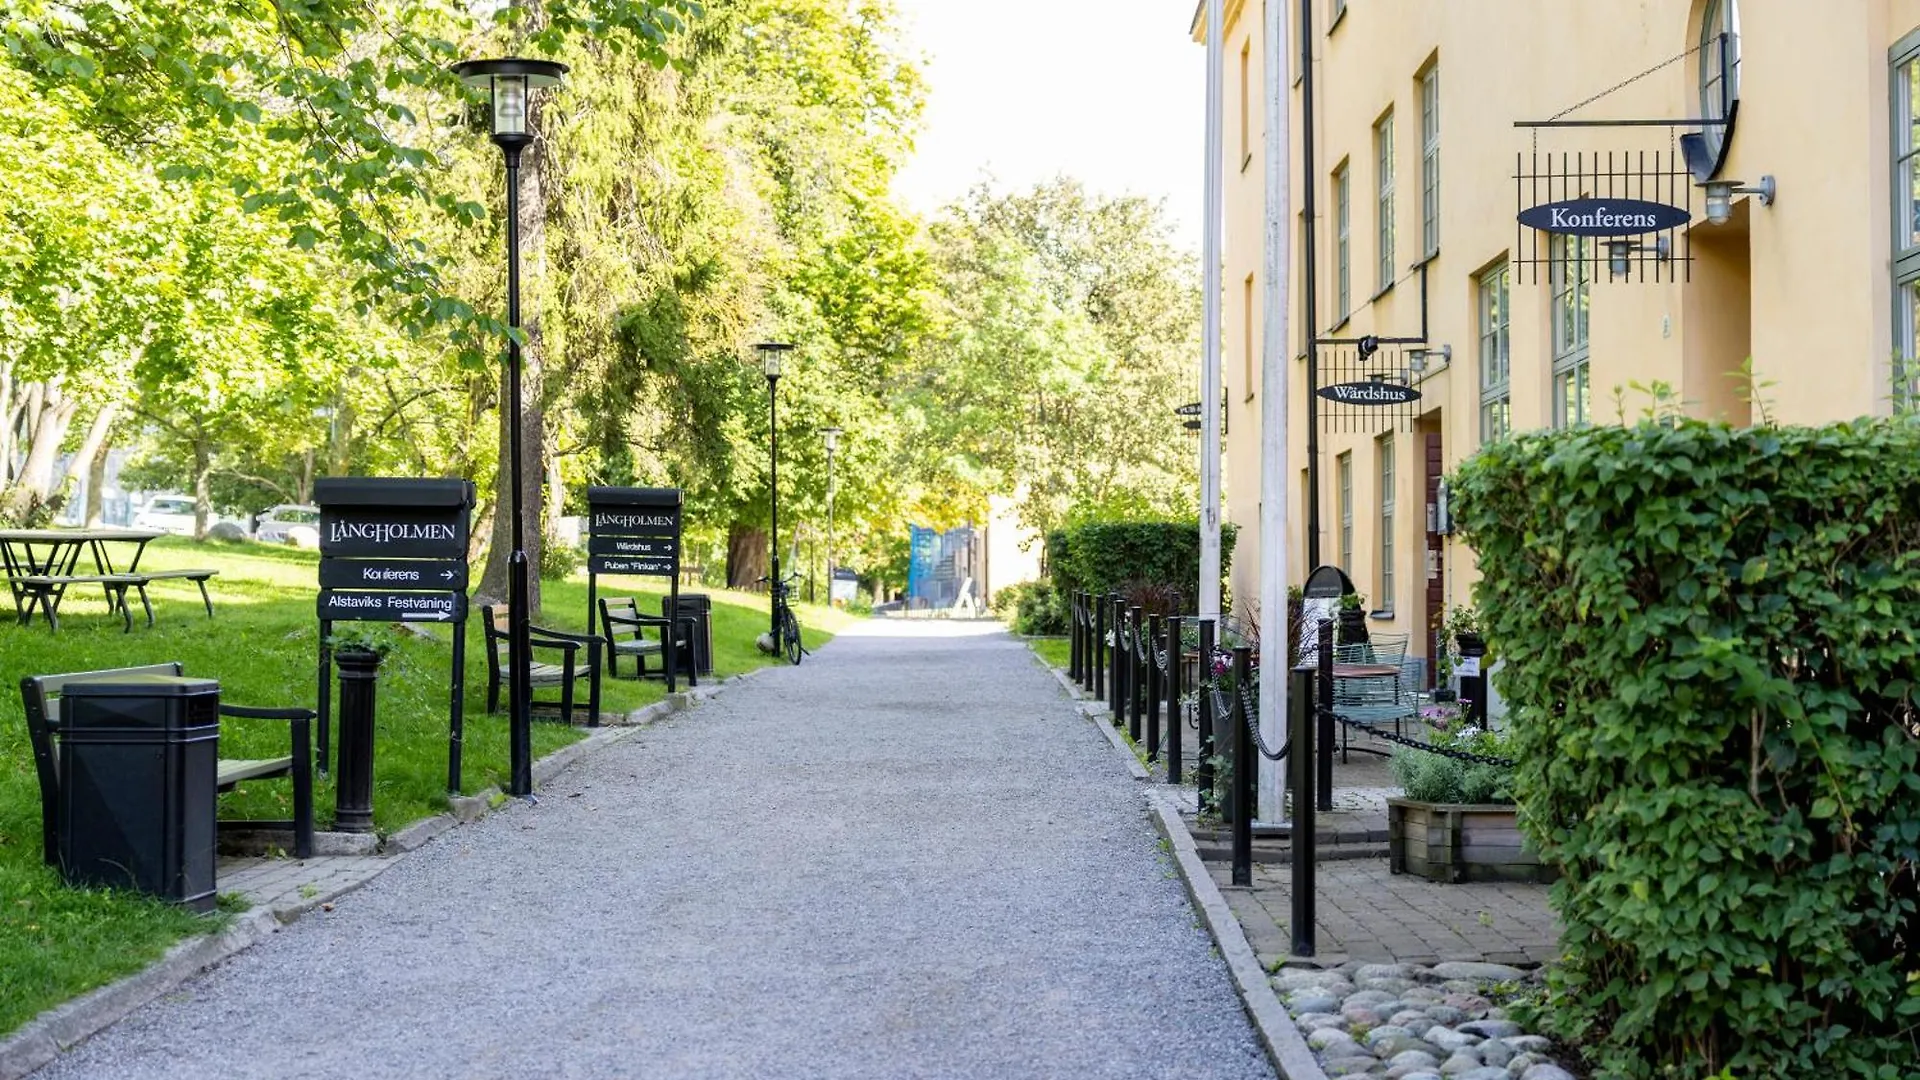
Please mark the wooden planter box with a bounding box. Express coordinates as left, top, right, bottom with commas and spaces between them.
1387, 798, 1557, 884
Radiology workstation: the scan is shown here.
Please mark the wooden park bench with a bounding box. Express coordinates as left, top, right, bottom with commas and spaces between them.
481, 605, 603, 727
596, 596, 696, 688
21, 662, 315, 861
10, 568, 219, 632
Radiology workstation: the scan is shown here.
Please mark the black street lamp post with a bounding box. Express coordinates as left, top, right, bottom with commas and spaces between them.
822, 426, 841, 590
757, 342, 793, 641
452, 57, 566, 798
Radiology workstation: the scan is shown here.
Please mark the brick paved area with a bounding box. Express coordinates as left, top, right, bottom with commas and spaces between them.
1212, 858, 1561, 969
220, 854, 394, 919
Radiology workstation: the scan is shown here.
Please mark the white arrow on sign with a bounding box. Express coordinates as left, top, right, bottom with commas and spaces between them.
440, 570, 457, 580
401, 611, 455, 622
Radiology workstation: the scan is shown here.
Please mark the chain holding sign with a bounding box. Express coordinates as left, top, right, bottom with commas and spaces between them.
313, 477, 474, 793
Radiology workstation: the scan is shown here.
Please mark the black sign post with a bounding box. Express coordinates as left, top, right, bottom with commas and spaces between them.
314, 478, 474, 792
586, 487, 684, 691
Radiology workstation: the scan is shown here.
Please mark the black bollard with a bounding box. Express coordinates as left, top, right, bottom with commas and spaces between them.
1129, 605, 1144, 743
1316, 618, 1335, 812
1457, 631, 1489, 725
1068, 592, 1081, 683
1093, 596, 1107, 700
1111, 597, 1127, 727
1197, 619, 1216, 813
1166, 615, 1183, 784
332, 647, 382, 834
1288, 662, 1317, 956
1231, 645, 1254, 887
1146, 613, 1163, 763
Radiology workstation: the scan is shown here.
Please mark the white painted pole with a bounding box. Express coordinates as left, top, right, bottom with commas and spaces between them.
1199, 0, 1224, 624
1256, 0, 1293, 822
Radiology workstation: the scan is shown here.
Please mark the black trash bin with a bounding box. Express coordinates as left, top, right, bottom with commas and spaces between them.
662, 593, 714, 677
57, 675, 220, 912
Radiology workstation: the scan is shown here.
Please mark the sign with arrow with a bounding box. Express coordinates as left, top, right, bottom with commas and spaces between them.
587, 536, 677, 558
318, 589, 465, 623
319, 558, 467, 591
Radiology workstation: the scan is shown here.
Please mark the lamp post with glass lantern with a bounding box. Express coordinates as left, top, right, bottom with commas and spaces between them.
757, 342, 793, 641
451, 57, 566, 798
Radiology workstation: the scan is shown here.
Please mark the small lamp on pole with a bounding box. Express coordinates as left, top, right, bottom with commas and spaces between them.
756, 342, 794, 641
451, 56, 566, 799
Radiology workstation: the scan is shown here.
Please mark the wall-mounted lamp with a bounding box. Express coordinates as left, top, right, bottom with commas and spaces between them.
1407, 344, 1451, 374
1700, 175, 1774, 225
1606, 235, 1672, 278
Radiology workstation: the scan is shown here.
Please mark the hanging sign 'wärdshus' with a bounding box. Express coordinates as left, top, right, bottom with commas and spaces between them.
1315, 381, 1421, 406
1517, 197, 1689, 237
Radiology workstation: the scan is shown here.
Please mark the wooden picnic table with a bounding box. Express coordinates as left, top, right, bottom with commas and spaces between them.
1, 528, 166, 628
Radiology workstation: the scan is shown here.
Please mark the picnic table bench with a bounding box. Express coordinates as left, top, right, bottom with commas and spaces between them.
1, 528, 218, 631
21, 661, 315, 861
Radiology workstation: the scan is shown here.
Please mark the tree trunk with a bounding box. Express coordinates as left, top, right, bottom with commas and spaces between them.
85, 430, 112, 527
192, 438, 212, 540
0, 360, 14, 487
475, 86, 552, 614
63, 404, 117, 503
727, 523, 768, 589
16, 383, 77, 500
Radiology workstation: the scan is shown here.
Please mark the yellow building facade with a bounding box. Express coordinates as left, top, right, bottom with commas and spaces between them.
1204, 0, 1920, 673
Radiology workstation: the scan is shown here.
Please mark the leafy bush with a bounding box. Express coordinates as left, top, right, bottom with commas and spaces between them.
999, 580, 1069, 636
1049, 520, 1237, 612
1388, 725, 1513, 805
1452, 419, 1920, 1078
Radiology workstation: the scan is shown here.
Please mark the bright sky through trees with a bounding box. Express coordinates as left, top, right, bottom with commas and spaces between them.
890, 0, 1204, 250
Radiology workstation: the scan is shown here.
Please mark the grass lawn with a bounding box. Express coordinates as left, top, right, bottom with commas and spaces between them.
0, 536, 858, 1036
1027, 636, 1070, 670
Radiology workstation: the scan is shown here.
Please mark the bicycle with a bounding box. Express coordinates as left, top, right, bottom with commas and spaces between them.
757, 572, 807, 665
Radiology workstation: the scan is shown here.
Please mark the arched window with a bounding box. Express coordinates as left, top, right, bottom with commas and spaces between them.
1698, 0, 1741, 162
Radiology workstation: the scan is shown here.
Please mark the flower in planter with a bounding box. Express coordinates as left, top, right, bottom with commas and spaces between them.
1388, 724, 1515, 805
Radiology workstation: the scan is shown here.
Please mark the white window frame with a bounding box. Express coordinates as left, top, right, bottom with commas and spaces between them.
1420, 64, 1440, 257
1376, 110, 1395, 290
1377, 432, 1395, 613
1478, 260, 1510, 442
1335, 162, 1351, 320
1337, 452, 1353, 574
1551, 234, 1592, 429
1894, 31, 1920, 409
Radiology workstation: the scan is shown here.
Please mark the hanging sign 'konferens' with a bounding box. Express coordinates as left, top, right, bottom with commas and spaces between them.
1315, 381, 1421, 406
1517, 196, 1690, 237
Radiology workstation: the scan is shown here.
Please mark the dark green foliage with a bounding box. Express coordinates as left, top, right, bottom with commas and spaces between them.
1452, 419, 1920, 1078
999, 581, 1069, 636
1049, 521, 1236, 613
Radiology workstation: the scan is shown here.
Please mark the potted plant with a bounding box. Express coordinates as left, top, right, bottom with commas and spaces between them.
1386, 721, 1553, 884
1432, 604, 1486, 702
1336, 591, 1370, 646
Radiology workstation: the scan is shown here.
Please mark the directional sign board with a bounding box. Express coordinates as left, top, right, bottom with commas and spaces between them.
319, 558, 467, 591
312, 477, 476, 791
587, 486, 681, 578
319, 589, 466, 623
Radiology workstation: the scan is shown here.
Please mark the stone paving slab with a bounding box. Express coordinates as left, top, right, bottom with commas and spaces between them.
1213, 859, 1561, 970
220, 854, 396, 919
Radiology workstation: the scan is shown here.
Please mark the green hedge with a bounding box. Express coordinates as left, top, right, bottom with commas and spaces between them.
1048, 521, 1236, 613
1453, 420, 1920, 1078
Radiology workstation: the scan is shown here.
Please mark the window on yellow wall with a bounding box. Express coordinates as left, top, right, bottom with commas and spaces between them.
1478, 260, 1511, 442
1240, 42, 1251, 169
1551, 234, 1592, 428
1337, 452, 1353, 575
1335, 162, 1351, 321
1378, 431, 1395, 612
1376, 109, 1394, 291
1243, 274, 1256, 401
1892, 32, 1920, 409
1420, 64, 1440, 257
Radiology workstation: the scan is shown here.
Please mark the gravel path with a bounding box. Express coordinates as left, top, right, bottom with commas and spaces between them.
39, 619, 1273, 1080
